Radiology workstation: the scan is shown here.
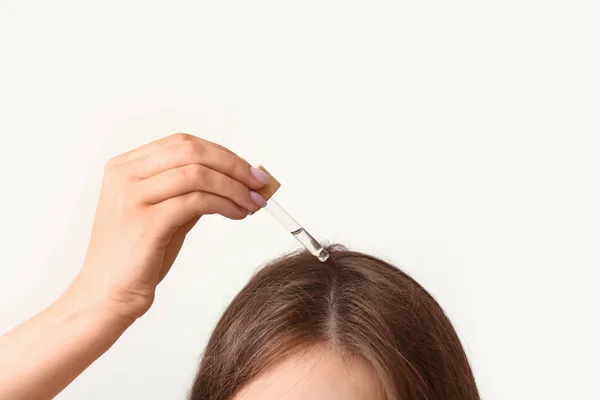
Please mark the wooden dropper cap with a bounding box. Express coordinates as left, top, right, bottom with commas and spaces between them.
254, 165, 281, 200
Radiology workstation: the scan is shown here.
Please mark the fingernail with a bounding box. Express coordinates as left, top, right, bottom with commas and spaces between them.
250, 167, 270, 185
247, 210, 255, 216
250, 191, 268, 208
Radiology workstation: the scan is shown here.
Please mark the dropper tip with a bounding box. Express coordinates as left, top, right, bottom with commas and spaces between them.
317, 249, 330, 262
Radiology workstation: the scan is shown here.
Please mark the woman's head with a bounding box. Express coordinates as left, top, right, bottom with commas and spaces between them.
191, 245, 479, 399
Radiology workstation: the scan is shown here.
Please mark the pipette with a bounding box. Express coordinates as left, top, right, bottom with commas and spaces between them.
255, 166, 329, 262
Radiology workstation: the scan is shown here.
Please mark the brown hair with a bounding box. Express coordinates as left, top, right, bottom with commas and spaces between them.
190, 245, 479, 399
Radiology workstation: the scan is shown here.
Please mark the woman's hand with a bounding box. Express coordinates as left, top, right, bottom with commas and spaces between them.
0, 134, 270, 400
67, 133, 270, 321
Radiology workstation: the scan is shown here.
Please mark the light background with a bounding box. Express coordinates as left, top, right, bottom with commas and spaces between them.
1, 1, 599, 399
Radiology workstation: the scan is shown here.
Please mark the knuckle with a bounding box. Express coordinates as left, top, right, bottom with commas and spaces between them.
104, 157, 118, 171
180, 139, 204, 159
102, 165, 123, 186
183, 164, 207, 182
169, 132, 194, 144
188, 192, 213, 215
102, 161, 137, 186
188, 191, 204, 203
225, 152, 238, 171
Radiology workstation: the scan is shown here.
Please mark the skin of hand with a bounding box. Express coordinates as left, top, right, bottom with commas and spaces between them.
0, 133, 270, 400
70, 133, 270, 321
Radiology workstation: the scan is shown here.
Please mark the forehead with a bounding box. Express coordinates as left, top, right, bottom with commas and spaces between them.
232, 346, 384, 400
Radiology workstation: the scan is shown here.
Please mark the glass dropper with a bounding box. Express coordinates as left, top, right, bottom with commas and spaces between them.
265, 198, 329, 262
255, 165, 329, 262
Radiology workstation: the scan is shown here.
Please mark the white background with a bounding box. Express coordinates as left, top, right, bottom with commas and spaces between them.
1, 1, 599, 399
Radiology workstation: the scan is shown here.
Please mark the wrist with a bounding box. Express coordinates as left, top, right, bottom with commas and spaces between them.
53, 286, 136, 335
73, 262, 156, 322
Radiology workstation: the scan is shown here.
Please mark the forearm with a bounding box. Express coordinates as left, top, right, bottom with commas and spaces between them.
0, 292, 134, 400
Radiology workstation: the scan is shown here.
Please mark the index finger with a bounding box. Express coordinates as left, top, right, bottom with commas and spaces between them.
124, 137, 270, 190
107, 133, 237, 169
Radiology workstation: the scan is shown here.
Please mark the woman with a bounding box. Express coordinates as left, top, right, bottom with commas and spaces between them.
0, 134, 479, 399
192, 246, 479, 399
